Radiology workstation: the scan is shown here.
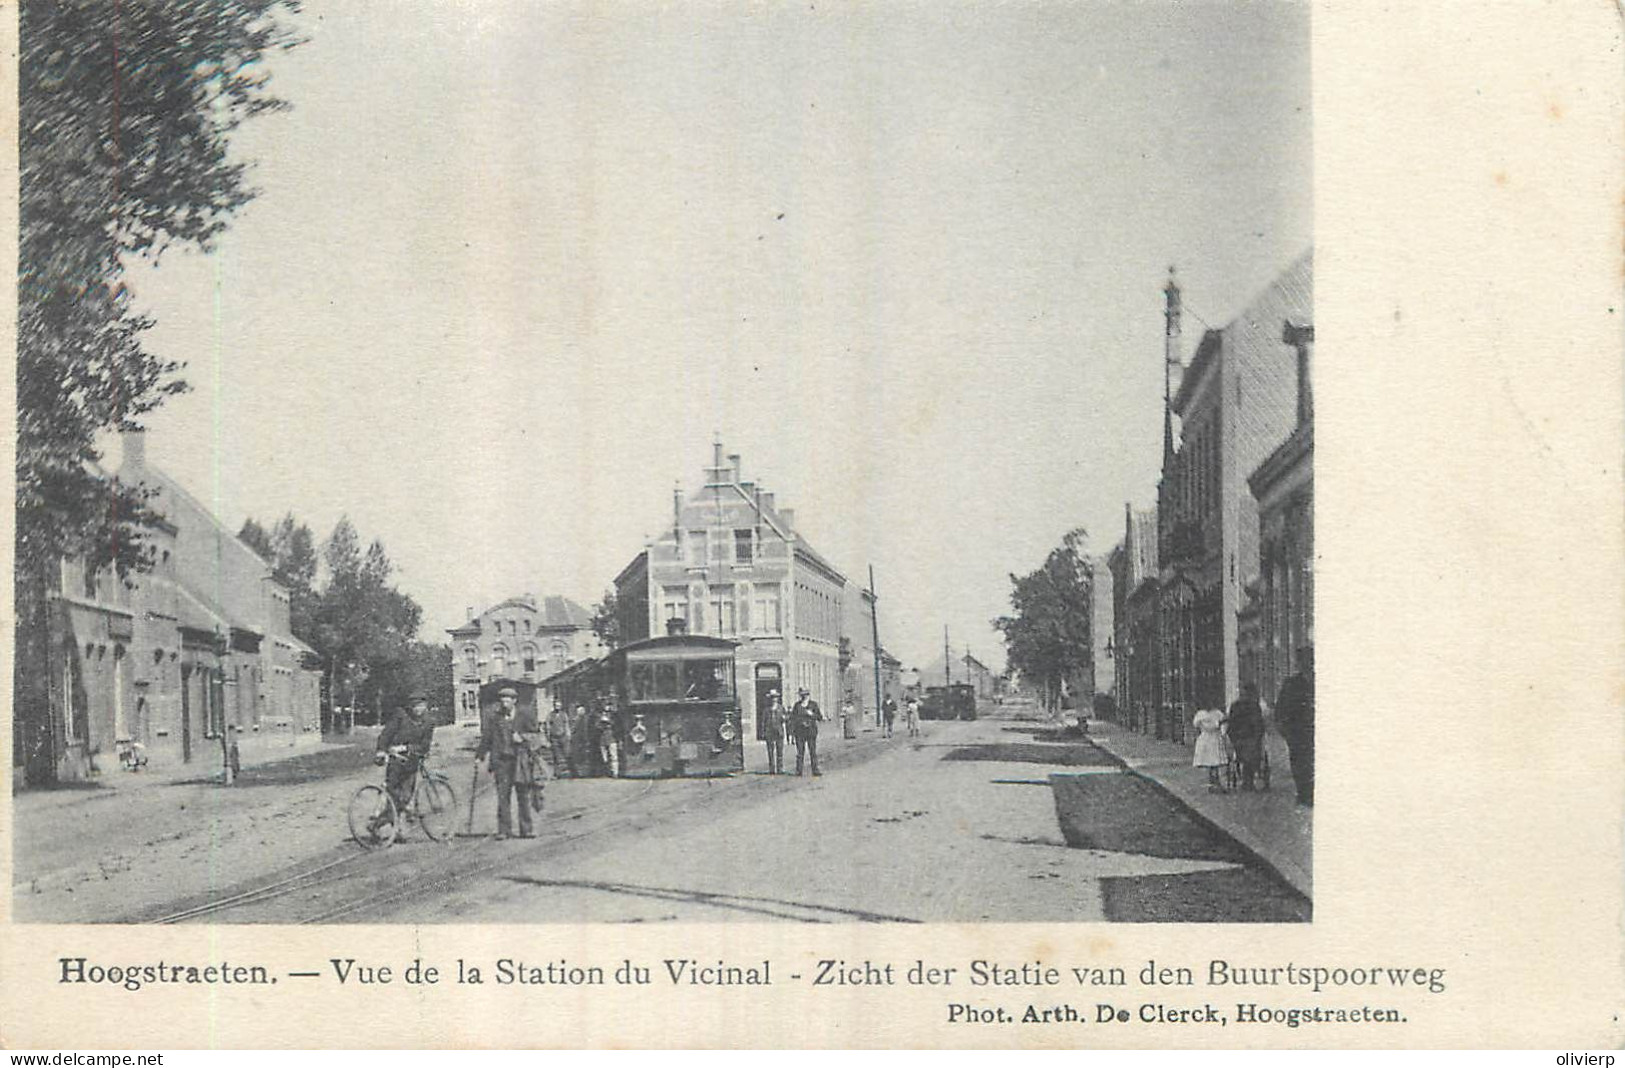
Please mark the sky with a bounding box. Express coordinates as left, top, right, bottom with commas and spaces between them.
113, 0, 1312, 672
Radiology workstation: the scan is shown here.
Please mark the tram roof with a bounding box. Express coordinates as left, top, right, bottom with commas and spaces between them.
613, 634, 739, 659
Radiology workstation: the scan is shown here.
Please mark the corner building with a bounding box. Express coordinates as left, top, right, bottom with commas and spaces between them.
614, 442, 847, 743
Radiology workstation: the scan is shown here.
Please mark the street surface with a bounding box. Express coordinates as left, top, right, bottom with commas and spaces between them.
12, 695, 1307, 924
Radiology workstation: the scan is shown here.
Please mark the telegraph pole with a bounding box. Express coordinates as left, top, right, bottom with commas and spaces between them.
868, 566, 883, 728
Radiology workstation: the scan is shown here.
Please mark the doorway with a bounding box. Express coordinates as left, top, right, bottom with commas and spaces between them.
753, 662, 782, 740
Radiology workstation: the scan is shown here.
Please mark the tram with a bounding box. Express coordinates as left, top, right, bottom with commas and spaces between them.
604, 634, 743, 778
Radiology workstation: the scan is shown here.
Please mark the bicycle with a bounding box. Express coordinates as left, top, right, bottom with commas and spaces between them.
1223, 731, 1272, 792
347, 750, 458, 849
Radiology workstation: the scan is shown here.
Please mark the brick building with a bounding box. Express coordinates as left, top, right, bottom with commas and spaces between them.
1245, 319, 1315, 707
446, 594, 605, 721
1156, 253, 1312, 737
16, 432, 324, 785
612, 442, 853, 743
1108, 503, 1160, 734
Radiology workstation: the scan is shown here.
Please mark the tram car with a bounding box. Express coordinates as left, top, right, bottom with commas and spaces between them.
604, 634, 742, 778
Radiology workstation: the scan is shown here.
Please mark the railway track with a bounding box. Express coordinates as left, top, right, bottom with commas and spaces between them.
145, 777, 658, 925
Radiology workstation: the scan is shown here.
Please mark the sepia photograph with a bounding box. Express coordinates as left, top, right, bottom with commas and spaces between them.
7, 0, 1321, 928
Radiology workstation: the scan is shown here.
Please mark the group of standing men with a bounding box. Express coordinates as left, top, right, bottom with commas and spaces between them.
543, 701, 620, 780
758, 687, 825, 776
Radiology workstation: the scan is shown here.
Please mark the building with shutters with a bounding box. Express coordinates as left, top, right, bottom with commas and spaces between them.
445, 594, 606, 722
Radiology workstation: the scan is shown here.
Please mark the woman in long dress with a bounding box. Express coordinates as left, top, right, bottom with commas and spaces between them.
1191, 706, 1229, 791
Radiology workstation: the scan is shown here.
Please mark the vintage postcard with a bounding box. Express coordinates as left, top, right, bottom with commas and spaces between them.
0, 0, 1620, 1051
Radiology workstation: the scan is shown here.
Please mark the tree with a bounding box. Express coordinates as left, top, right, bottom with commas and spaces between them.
588, 588, 621, 649
993, 528, 1095, 716
15, 0, 302, 783
311, 518, 423, 727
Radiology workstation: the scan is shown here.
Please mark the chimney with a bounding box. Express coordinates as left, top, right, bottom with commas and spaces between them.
780, 508, 796, 531
673, 483, 684, 536
727, 452, 741, 483
466, 606, 474, 621
760, 491, 776, 514
712, 436, 724, 471
123, 429, 147, 472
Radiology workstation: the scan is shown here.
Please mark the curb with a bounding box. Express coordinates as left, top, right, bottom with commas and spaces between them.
1078, 730, 1312, 905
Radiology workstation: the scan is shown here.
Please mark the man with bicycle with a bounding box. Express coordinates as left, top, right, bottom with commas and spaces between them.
376, 690, 436, 817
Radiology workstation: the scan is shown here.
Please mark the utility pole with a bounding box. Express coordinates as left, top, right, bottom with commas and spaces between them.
944, 626, 951, 688
868, 566, 883, 727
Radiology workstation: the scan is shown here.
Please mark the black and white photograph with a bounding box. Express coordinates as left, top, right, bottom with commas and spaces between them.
10, 0, 1318, 927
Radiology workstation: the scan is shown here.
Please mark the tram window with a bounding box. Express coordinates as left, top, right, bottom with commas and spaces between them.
629, 662, 656, 701
682, 659, 729, 700
653, 661, 681, 699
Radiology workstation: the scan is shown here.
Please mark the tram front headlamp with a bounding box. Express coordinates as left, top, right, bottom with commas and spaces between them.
718, 719, 737, 743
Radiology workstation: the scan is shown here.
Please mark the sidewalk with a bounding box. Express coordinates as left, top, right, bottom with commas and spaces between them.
1084, 718, 1312, 899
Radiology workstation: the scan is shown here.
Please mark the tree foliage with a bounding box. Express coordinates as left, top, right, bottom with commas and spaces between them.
588, 587, 621, 649
18, 0, 302, 577
992, 528, 1096, 714
310, 517, 422, 724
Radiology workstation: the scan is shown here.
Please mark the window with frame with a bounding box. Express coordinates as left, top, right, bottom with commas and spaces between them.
661, 586, 689, 628
463, 644, 478, 677
522, 643, 538, 677
491, 644, 508, 677
734, 529, 754, 565
686, 530, 707, 566
752, 584, 781, 635
709, 585, 735, 636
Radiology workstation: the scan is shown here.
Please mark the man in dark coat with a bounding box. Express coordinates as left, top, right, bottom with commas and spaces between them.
376, 691, 435, 815
475, 686, 542, 838
882, 696, 898, 738
760, 689, 787, 774
1226, 682, 1267, 791
789, 687, 823, 777
1275, 667, 1315, 806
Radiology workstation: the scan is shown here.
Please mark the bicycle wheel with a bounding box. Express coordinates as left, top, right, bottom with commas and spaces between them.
348, 785, 398, 849
415, 777, 457, 842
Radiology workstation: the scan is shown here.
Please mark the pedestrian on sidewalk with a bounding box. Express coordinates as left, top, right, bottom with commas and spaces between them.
545, 701, 573, 779
476, 686, 541, 838
905, 695, 921, 738
761, 690, 787, 774
882, 696, 897, 738
1226, 682, 1266, 791
1191, 705, 1229, 792
790, 687, 823, 777
1275, 663, 1314, 806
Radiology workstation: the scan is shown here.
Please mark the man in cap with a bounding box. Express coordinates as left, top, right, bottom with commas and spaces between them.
545, 700, 573, 779
789, 687, 823, 777
475, 685, 542, 838
760, 688, 787, 774
375, 690, 436, 820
